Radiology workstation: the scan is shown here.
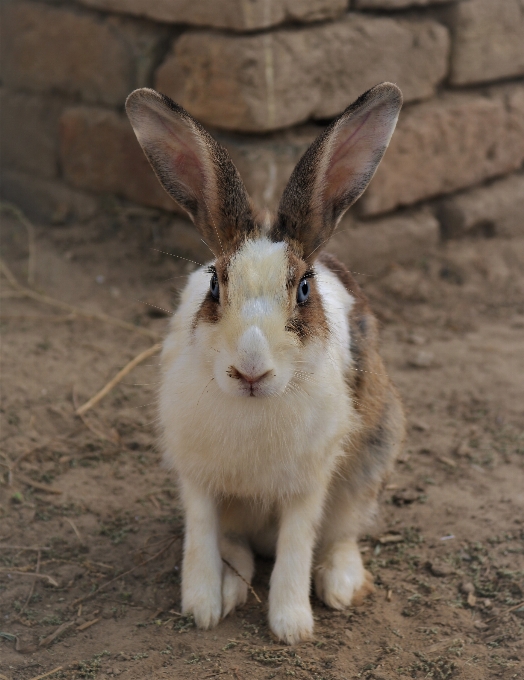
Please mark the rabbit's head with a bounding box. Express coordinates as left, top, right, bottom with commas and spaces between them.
126, 84, 402, 398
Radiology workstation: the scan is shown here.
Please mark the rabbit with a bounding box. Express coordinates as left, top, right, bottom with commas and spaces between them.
126, 82, 406, 645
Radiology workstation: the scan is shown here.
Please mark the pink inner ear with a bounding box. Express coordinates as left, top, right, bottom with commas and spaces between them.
170, 148, 205, 198
324, 111, 376, 204
156, 113, 207, 200
328, 112, 371, 170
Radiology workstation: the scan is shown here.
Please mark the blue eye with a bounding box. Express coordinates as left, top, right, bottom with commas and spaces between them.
210, 273, 219, 300
297, 278, 310, 304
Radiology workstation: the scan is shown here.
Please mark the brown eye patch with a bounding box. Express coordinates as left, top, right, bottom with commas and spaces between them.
285, 273, 329, 342
191, 256, 232, 329
192, 289, 222, 328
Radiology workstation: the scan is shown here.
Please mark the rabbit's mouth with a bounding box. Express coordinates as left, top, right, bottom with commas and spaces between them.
227, 366, 275, 397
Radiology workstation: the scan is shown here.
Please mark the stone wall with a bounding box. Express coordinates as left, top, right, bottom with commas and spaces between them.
1, 0, 523, 271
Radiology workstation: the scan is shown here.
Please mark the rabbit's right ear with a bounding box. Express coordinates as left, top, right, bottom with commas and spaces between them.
126, 88, 256, 255
271, 83, 402, 261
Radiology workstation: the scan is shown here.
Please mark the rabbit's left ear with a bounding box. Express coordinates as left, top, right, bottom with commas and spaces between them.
271, 83, 402, 260
126, 88, 256, 255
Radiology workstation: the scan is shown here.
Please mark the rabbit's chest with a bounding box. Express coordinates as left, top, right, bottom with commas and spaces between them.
162, 375, 354, 499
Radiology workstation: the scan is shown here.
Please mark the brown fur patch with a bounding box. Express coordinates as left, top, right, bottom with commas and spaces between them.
192, 289, 222, 328
191, 254, 234, 329
285, 251, 329, 343
318, 252, 405, 489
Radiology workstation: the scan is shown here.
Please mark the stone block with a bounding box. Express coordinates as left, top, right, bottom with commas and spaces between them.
328, 210, 440, 275
449, 0, 524, 86
0, 90, 62, 179
355, 0, 450, 7
156, 15, 449, 132
0, 170, 98, 223
437, 174, 524, 240
60, 106, 179, 212
359, 86, 524, 216
77, 0, 347, 30
0, 1, 161, 106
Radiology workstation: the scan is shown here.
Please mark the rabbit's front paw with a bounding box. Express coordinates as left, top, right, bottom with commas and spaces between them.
315, 543, 374, 609
182, 569, 222, 629
269, 603, 314, 645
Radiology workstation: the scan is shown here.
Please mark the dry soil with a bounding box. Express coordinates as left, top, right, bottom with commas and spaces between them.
1, 207, 523, 680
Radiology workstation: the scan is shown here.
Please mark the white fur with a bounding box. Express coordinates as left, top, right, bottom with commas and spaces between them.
160, 237, 360, 642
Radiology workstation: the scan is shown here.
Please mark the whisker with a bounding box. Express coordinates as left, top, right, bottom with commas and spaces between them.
136, 300, 173, 316
200, 238, 217, 258
348, 366, 387, 377
196, 377, 215, 408
150, 248, 204, 267
130, 401, 158, 409
201, 195, 224, 256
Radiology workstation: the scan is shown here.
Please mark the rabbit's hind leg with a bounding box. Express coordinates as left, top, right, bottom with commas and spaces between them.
315, 391, 404, 610
314, 489, 376, 610
219, 498, 264, 617
220, 534, 254, 617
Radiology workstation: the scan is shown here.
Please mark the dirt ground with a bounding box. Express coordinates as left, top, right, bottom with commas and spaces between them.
1, 205, 523, 680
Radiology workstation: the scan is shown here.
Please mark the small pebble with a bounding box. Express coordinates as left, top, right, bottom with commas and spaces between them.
460, 582, 475, 595
427, 561, 454, 577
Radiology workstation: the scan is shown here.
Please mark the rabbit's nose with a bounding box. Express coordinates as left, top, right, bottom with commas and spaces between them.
229, 367, 273, 385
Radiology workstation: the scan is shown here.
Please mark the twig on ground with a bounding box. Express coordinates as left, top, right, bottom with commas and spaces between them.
27, 668, 63, 680
20, 549, 41, 615
0, 201, 36, 285
149, 494, 161, 511
82, 560, 115, 572
222, 558, 262, 604
0, 257, 160, 340
72, 536, 177, 607
65, 518, 84, 543
76, 617, 100, 632
39, 621, 75, 648
75, 342, 162, 416
0, 570, 58, 586
15, 473, 62, 495
72, 386, 121, 445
